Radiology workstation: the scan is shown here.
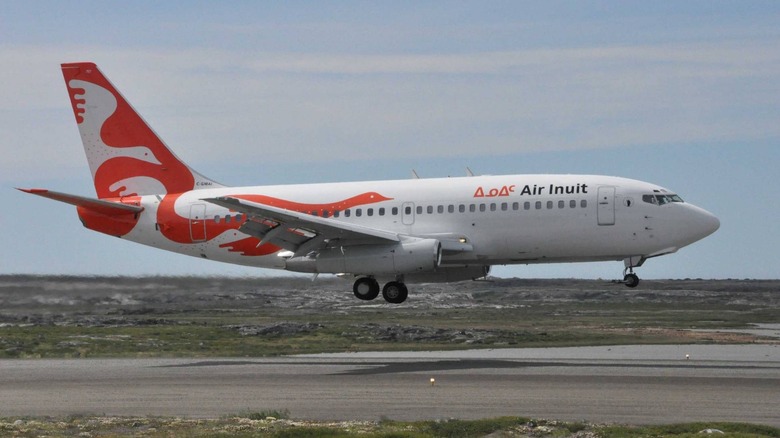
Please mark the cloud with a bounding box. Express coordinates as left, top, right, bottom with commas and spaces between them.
2, 39, 779, 182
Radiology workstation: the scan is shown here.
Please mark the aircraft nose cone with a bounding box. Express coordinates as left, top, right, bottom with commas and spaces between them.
704, 211, 720, 235
694, 207, 720, 240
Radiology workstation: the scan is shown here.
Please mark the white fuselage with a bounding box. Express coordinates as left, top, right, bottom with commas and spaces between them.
121, 174, 720, 272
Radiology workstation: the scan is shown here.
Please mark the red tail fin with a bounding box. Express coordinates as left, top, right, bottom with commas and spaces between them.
61, 62, 222, 199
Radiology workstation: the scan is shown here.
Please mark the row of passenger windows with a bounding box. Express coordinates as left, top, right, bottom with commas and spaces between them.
210, 199, 589, 223
330, 199, 588, 218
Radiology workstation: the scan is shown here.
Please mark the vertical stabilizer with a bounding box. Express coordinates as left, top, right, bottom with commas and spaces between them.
61, 62, 223, 199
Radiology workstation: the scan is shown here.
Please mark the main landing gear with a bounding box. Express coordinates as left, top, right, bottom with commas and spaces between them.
352, 277, 409, 304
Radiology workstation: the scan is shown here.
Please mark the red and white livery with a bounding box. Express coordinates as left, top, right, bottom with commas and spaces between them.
20, 62, 720, 303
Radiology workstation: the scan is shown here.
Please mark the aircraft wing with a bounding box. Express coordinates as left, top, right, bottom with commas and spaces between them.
202, 196, 401, 255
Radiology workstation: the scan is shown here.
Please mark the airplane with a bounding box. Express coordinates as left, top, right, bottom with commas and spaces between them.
19, 62, 720, 304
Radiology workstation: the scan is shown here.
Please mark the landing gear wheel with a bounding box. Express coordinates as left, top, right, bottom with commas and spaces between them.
382, 281, 408, 304
353, 277, 380, 300
624, 273, 640, 288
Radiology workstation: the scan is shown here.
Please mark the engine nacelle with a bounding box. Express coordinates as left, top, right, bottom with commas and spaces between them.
285, 238, 441, 275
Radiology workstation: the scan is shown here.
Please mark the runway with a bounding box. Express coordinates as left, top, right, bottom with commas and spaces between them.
1, 345, 778, 426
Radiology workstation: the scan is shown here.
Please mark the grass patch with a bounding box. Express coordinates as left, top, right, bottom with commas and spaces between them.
1, 416, 778, 437
598, 422, 780, 438
1, 277, 778, 358
415, 416, 531, 437
236, 409, 291, 420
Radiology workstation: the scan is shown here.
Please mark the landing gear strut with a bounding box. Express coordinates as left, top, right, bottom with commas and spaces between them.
352, 277, 409, 304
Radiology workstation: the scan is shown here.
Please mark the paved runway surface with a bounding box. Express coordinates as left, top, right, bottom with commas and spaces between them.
1, 345, 778, 426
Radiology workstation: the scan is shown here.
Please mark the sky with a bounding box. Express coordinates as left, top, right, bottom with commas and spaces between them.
1, 1, 779, 280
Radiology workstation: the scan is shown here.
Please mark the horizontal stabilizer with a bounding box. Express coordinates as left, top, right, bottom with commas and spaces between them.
17, 188, 144, 216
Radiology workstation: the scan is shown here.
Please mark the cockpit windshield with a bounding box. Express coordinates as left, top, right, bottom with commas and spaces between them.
642, 194, 684, 205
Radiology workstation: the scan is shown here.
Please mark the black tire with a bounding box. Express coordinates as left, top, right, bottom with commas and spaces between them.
624, 273, 640, 288
353, 277, 380, 300
382, 281, 408, 304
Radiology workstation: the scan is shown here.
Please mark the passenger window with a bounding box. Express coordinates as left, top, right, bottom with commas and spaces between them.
392, 207, 398, 215
427, 206, 433, 214
416, 206, 423, 214
512, 202, 519, 210
214, 215, 221, 223
404, 206, 411, 215
356, 209, 362, 217
479, 204, 486, 212
438, 205, 444, 214
448, 205, 454, 213
378, 208, 385, 216
547, 201, 553, 209
311, 211, 318, 216
581, 200, 587, 208
469, 204, 476, 212
334, 210, 340, 218
535, 201, 542, 209
459, 204, 465, 213
367, 208, 373, 216
322, 210, 329, 218
236, 214, 243, 222
524, 202, 530, 210
558, 200, 564, 209
501, 203, 507, 211
345, 209, 351, 217
490, 203, 496, 211
226, 215, 231, 223
570, 200, 576, 208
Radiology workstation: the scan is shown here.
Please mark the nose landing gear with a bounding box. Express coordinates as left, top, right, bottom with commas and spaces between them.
622, 256, 644, 288
623, 270, 640, 288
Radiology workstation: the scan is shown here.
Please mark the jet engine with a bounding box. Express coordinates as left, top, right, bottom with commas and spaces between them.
402, 265, 491, 283
285, 238, 441, 275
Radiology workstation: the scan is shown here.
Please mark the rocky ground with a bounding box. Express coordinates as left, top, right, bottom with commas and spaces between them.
0, 276, 777, 320
1, 275, 777, 322
1, 276, 778, 436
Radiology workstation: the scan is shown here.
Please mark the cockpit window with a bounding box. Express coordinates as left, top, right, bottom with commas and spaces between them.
643, 194, 684, 205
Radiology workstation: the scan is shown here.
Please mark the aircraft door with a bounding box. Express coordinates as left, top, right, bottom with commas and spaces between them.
402, 202, 415, 225
189, 204, 208, 242
597, 186, 616, 226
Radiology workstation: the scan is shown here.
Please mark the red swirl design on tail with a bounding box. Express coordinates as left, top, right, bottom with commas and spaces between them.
62, 62, 195, 238
61, 63, 393, 258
